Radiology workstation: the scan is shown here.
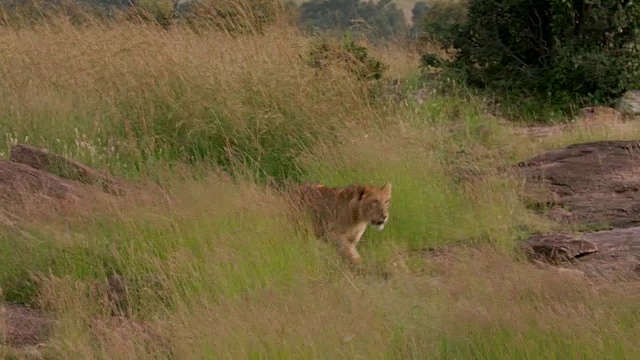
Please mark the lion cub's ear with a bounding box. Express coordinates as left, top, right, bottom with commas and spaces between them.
357, 186, 367, 200
381, 182, 392, 195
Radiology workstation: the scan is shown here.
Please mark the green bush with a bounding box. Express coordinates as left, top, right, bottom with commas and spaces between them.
307, 33, 389, 81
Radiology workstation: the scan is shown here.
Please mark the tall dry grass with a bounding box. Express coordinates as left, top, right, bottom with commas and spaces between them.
0, 8, 639, 359
0, 16, 381, 182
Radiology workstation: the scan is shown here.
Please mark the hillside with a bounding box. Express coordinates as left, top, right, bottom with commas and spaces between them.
1, 2, 639, 358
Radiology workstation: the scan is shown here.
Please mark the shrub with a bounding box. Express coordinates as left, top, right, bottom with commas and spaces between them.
307, 33, 389, 81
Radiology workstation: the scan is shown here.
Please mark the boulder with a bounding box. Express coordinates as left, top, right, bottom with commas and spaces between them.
10, 143, 125, 195
578, 227, 640, 280
0, 160, 82, 207
524, 228, 640, 281
519, 140, 640, 281
518, 140, 640, 228
525, 233, 598, 264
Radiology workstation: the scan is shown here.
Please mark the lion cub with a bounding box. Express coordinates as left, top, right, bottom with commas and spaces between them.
291, 182, 392, 265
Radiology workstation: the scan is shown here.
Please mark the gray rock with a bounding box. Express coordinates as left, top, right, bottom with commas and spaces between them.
617, 90, 640, 115
517, 140, 640, 228
524, 228, 640, 281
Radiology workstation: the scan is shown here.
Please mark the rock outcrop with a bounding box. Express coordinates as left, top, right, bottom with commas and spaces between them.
10, 143, 126, 195
0, 143, 135, 351
518, 140, 640, 228
519, 140, 640, 281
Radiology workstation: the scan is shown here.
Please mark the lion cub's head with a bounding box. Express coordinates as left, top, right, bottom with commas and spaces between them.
353, 182, 392, 230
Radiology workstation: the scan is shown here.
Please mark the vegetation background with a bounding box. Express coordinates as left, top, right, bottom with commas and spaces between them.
0, 0, 639, 358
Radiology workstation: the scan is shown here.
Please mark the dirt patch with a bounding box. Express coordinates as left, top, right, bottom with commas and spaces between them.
1, 303, 52, 347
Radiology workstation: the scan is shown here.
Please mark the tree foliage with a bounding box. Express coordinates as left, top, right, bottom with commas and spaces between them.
417, 0, 465, 49
420, 0, 640, 105
408, 0, 428, 39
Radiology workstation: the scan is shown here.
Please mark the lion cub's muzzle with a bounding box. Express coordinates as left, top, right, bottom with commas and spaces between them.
370, 215, 388, 231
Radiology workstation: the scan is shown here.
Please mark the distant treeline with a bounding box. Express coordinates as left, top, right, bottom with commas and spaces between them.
0, 0, 429, 40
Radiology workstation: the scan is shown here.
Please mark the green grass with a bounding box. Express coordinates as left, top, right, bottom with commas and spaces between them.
0, 12, 639, 360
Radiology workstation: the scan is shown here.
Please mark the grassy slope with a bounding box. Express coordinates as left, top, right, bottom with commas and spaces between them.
0, 17, 639, 359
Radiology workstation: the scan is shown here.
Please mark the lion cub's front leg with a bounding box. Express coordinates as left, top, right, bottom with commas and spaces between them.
337, 238, 361, 265
333, 229, 366, 265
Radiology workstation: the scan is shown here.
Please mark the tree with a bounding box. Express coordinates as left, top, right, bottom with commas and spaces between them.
415, 0, 465, 47
422, 0, 640, 105
408, 0, 428, 39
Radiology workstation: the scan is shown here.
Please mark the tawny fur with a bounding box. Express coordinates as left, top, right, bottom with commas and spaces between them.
290, 182, 392, 264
